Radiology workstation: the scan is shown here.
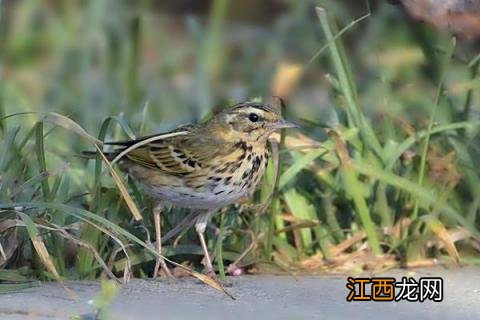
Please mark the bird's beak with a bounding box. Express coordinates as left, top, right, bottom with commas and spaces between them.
270, 119, 298, 130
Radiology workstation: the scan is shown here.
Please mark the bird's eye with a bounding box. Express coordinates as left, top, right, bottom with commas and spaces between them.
248, 113, 259, 122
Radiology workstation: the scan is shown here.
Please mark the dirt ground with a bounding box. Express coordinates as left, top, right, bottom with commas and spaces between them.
1, 267, 479, 320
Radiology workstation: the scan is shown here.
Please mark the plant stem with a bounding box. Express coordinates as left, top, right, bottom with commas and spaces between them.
411, 37, 456, 221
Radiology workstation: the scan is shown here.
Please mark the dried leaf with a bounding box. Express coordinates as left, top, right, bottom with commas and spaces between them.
16, 213, 75, 298
18, 214, 58, 277
271, 63, 303, 98
395, 0, 480, 39
270, 132, 321, 150
94, 145, 143, 221
427, 148, 460, 189
43, 112, 103, 145
330, 232, 367, 257
298, 252, 325, 270
428, 218, 460, 265
405, 259, 441, 268
0, 219, 20, 266
390, 217, 412, 240
191, 271, 235, 300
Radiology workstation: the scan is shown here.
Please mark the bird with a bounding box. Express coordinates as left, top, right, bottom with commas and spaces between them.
85, 101, 296, 279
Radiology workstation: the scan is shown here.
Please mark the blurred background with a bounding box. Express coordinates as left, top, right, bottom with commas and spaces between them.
1, 0, 480, 284
1, 1, 479, 132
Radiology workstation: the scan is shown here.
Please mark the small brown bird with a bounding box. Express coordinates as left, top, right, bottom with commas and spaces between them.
90, 101, 296, 278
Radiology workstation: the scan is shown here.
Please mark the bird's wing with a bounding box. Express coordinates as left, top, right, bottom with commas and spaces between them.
109, 125, 229, 175
129, 140, 200, 174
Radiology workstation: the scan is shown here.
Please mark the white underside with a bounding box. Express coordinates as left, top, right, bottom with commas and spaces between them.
143, 184, 252, 210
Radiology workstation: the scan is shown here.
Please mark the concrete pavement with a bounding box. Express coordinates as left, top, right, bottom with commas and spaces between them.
1, 267, 479, 319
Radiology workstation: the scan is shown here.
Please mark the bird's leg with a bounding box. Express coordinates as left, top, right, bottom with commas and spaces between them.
195, 211, 216, 278
153, 203, 173, 278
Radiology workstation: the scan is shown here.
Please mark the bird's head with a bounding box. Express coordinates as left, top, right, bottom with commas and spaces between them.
211, 101, 297, 143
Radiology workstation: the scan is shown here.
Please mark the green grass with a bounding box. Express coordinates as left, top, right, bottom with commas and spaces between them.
1, 0, 480, 292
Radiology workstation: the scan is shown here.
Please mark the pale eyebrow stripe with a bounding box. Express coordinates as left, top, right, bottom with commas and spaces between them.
234, 108, 267, 118
232, 103, 276, 114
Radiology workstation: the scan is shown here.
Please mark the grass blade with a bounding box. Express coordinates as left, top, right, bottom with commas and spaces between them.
279, 148, 327, 190
331, 131, 382, 255
412, 37, 456, 220
3, 202, 232, 297
35, 122, 50, 200
316, 6, 383, 159
351, 160, 479, 238
17, 212, 61, 281
0, 112, 103, 145
94, 144, 143, 221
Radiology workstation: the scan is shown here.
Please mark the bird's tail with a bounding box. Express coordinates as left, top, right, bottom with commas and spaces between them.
81, 150, 118, 161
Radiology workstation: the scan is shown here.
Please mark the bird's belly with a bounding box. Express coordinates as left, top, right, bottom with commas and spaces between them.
144, 183, 250, 209
142, 163, 266, 209
133, 144, 268, 210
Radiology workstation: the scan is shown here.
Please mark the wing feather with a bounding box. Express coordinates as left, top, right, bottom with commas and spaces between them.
109, 123, 235, 175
